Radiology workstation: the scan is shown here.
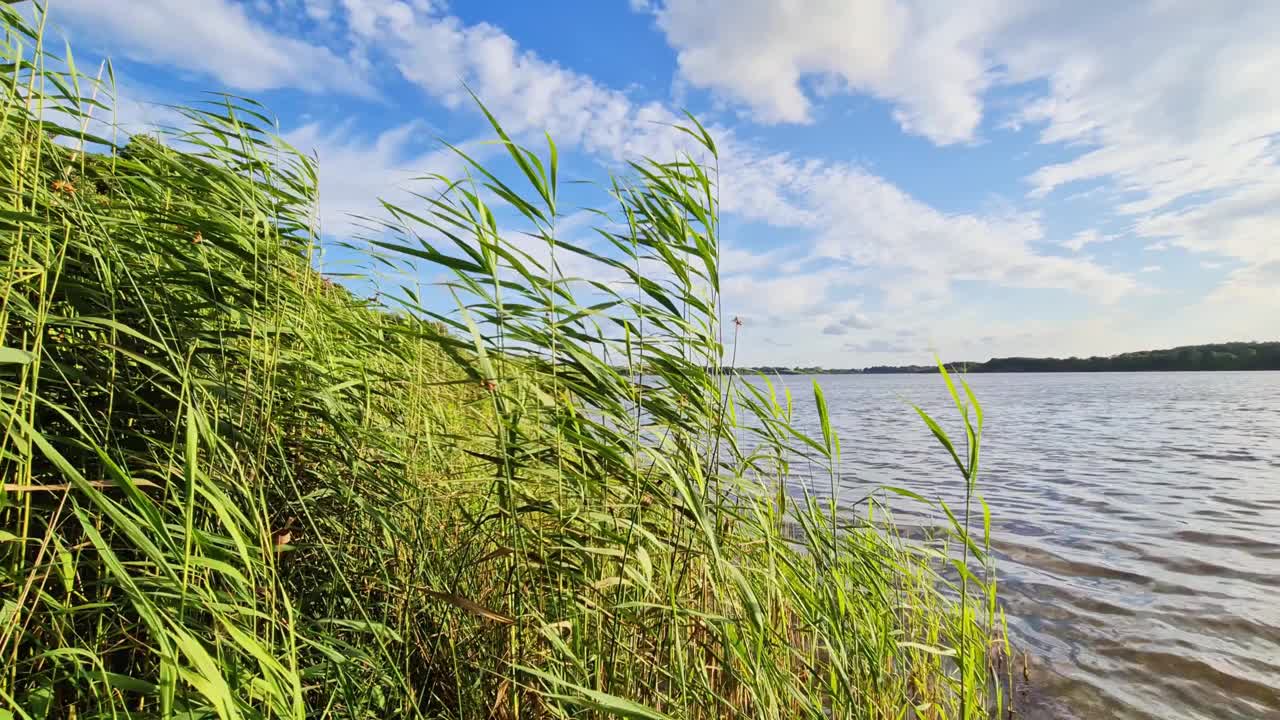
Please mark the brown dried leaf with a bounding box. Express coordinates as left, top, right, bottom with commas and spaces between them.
424, 590, 515, 624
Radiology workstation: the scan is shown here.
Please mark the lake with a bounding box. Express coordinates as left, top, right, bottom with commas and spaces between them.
759, 371, 1280, 720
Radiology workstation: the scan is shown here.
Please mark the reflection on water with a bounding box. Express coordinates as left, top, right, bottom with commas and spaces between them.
755, 371, 1280, 720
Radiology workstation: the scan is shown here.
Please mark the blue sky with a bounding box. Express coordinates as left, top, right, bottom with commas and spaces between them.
35, 0, 1280, 366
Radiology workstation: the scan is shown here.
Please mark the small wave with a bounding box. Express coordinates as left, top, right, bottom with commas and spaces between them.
1191, 450, 1264, 462
1170, 529, 1280, 561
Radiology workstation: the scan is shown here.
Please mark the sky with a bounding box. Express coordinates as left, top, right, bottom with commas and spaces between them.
30, 0, 1280, 366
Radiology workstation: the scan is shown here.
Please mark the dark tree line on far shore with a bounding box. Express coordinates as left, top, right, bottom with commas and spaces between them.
734, 341, 1280, 375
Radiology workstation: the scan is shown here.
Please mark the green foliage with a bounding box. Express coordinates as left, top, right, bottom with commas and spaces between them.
972, 342, 1280, 372
1, 6, 1006, 720
745, 342, 1280, 374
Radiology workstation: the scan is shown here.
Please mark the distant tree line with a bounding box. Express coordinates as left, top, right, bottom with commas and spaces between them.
962, 341, 1280, 372
731, 341, 1280, 374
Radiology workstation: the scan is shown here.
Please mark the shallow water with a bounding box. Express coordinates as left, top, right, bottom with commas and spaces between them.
761, 371, 1280, 719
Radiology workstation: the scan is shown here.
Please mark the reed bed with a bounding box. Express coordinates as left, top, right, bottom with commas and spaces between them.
1, 6, 1005, 719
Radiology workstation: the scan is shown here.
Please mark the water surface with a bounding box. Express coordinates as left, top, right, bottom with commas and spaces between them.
764, 372, 1280, 719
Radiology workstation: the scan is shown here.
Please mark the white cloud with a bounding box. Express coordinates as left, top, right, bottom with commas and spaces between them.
639, 0, 1006, 143
284, 121, 476, 236
640, 0, 1280, 224
995, 2, 1280, 297
822, 312, 875, 337
48, 0, 368, 96
719, 245, 784, 276
34, 0, 1274, 363
1133, 182, 1280, 266
302, 0, 337, 21
842, 339, 917, 355
1207, 261, 1280, 304
1139, 265, 1160, 274
1012, 3, 1280, 208
805, 167, 1135, 303
338, 0, 697, 166
63, 0, 1136, 364
722, 270, 842, 321
1163, 261, 1280, 346
310, 0, 1135, 363
1062, 229, 1113, 252
644, 2, 1280, 292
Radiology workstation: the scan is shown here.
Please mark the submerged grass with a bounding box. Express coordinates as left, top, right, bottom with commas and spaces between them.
1, 6, 1007, 719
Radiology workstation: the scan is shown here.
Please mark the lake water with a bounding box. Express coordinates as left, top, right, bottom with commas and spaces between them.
762, 372, 1280, 720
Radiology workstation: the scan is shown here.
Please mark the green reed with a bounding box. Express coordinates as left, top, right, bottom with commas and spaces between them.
1, 5, 1005, 719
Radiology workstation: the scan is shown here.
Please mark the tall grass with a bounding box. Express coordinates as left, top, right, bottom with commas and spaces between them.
1, 5, 1005, 719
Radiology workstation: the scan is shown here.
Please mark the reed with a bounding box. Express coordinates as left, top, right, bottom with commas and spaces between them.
1, 5, 1005, 719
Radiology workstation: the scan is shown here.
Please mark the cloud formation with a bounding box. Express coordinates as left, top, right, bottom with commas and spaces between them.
283, 121, 475, 236
49, 0, 369, 95
637, 0, 1279, 354
329, 0, 1130, 310
50, 0, 1275, 363
639, 0, 1003, 144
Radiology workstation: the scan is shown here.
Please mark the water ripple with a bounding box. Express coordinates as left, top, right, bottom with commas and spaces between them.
762, 371, 1280, 720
